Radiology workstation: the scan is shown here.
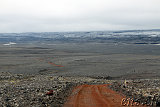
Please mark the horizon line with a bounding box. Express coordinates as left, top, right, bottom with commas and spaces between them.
0, 29, 160, 33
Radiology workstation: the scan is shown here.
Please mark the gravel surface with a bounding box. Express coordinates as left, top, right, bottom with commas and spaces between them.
1, 72, 160, 107
109, 79, 160, 106
0, 72, 114, 107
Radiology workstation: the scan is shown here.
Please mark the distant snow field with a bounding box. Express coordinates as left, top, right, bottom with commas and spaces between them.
3, 42, 17, 46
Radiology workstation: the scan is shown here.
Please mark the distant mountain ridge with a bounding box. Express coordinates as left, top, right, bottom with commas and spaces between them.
0, 29, 160, 44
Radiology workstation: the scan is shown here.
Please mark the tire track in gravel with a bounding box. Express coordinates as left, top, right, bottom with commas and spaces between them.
64, 84, 146, 107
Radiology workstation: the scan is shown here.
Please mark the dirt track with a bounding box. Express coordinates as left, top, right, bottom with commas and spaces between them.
64, 84, 125, 107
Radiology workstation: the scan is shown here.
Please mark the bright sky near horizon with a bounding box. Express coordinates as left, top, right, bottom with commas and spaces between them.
0, 0, 160, 33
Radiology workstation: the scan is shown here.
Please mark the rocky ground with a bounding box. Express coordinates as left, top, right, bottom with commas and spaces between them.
1, 72, 160, 107
110, 79, 160, 106
0, 72, 114, 107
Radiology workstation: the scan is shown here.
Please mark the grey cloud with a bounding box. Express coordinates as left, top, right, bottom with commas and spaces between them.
0, 0, 160, 32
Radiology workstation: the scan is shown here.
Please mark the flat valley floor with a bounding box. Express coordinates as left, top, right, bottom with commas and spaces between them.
1, 43, 160, 79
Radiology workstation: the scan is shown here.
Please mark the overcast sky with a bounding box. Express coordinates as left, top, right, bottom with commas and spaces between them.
0, 0, 160, 33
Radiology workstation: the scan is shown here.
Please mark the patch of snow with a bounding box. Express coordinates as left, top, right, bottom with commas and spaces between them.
3, 42, 17, 46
